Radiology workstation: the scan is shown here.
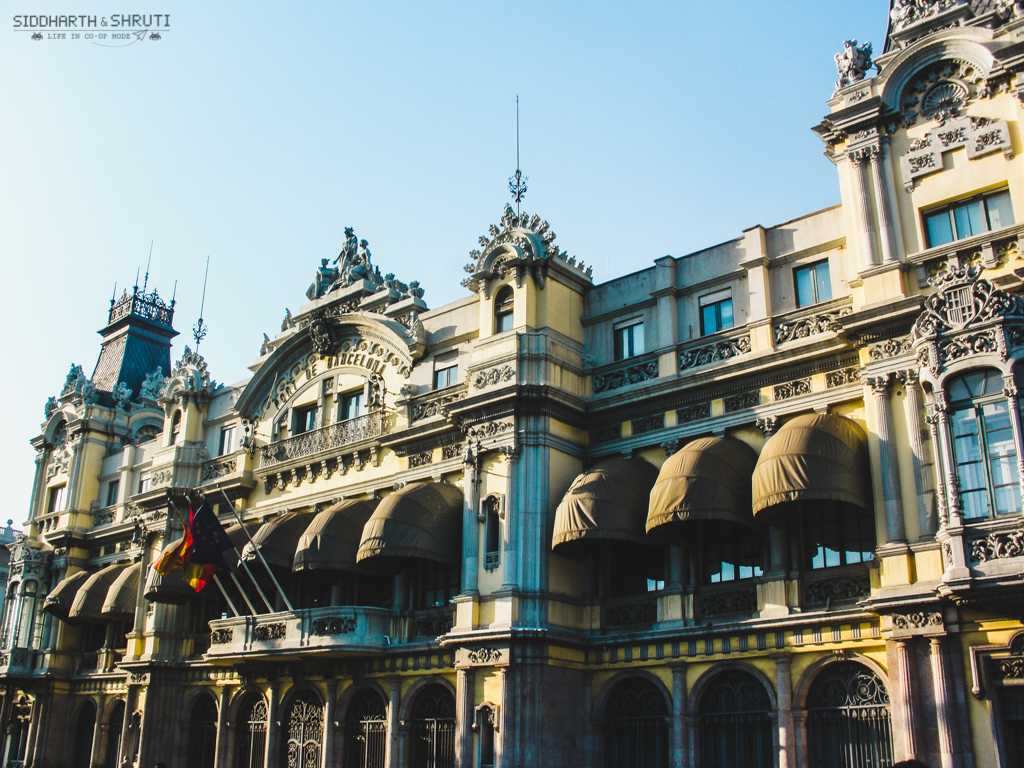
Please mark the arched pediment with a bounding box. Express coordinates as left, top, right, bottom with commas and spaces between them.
236, 311, 422, 422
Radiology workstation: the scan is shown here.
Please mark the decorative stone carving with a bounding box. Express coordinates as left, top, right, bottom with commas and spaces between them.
484, 551, 500, 572
306, 227, 384, 300
590, 424, 621, 444
892, 611, 943, 630
253, 623, 286, 641
756, 416, 779, 438
411, 390, 467, 422
60, 364, 99, 404
869, 336, 912, 361
676, 403, 710, 424
310, 617, 355, 635
467, 647, 501, 664
43, 396, 58, 419
632, 414, 664, 436
678, 336, 750, 371
698, 587, 757, 617
593, 360, 659, 393
724, 391, 760, 412
260, 412, 387, 468
112, 381, 132, 409
202, 457, 236, 482
900, 116, 1012, 190
442, 443, 463, 461
307, 311, 334, 356
826, 367, 861, 387
210, 629, 233, 644
803, 573, 871, 604
995, 658, 1024, 679
890, 0, 960, 33
171, 345, 215, 393
409, 451, 433, 468
473, 365, 515, 389
774, 309, 850, 344
606, 599, 658, 627
968, 529, 1024, 562
413, 612, 453, 638
774, 379, 811, 401
834, 39, 873, 91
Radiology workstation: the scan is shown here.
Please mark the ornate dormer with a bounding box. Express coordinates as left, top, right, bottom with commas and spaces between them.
462, 204, 592, 294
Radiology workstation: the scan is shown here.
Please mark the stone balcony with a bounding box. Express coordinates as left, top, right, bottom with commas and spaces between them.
205, 605, 453, 660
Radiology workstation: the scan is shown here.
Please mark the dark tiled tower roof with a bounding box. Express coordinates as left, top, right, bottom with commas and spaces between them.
91, 287, 177, 402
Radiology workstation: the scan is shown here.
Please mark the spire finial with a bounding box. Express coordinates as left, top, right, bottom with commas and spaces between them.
193, 256, 210, 350
508, 94, 528, 215
142, 240, 153, 294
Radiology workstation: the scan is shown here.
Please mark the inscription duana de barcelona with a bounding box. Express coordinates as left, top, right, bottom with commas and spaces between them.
13, 15, 170, 45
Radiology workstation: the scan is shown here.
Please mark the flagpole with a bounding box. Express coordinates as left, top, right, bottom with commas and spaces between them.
232, 547, 275, 613
211, 572, 241, 617
226, 570, 259, 615
216, 488, 294, 611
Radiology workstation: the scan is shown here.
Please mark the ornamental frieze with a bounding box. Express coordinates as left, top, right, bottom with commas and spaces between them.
593, 360, 659, 393
826, 368, 860, 388
253, 623, 286, 641
411, 389, 468, 423
311, 617, 355, 636
774, 309, 850, 345
472, 365, 515, 389
774, 379, 811, 401
892, 611, 943, 630
678, 336, 750, 371
968, 529, 1024, 562
676, 403, 710, 424
900, 117, 1011, 191
868, 336, 912, 361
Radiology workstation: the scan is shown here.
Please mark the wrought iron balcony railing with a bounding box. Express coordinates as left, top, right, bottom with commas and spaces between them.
260, 412, 387, 468
108, 288, 175, 327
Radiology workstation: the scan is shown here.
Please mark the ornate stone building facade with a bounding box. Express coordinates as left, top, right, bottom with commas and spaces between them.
5, 2, 1024, 767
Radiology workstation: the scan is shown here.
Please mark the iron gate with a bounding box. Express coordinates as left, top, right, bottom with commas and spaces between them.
806, 661, 893, 768
236, 697, 267, 768
698, 670, 773, 768
604, 677, 669, 768
344, 689, 388, 768
409, 685, 455, 768
284, 694, 324, 768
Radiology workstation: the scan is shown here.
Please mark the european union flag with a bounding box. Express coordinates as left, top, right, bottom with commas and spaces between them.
190, 500, 233, 570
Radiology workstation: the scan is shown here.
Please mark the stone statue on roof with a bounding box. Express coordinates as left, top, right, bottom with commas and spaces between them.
835, 39, 873, 91
306, 227, 384, 300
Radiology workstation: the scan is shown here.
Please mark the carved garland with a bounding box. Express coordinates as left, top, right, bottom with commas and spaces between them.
774, 309, 850, 344
472, 365, 515, 390
593, 360, 659, 394
678, 336, 750, 371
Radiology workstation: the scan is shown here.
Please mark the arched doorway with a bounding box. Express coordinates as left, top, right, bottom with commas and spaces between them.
603, 677, 669, 768
188, 693, 218, 768
72, 700, 97, 768
3, 694, 32, 768
235, 695, 267, 768
343, 688, 387, 768
409, 684, 455, 768
103, 699, 126, 768
697, 669, 773, 768
282, 691, 324, 768
806, 661, 893, 768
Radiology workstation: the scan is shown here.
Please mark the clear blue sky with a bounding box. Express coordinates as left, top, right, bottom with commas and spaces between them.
0, 1, 888, 520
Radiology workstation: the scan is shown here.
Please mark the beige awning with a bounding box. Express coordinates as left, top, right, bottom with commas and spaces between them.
43, 570, 92, 621
752, 413, 869, 523
356, 483, 464, 568
294, 499, 379, 573
70, 564, 126, 622
551, 458, 660, 558
242, 511, 318, 570
647, 437, 759, 541
101, 562, 141, 621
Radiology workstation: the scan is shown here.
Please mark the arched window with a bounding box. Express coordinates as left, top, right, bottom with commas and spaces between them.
171, 410, 182, 444
103, 699, 126, 768
603, 677, 668, 768
72, 700, 97, 768
948, 369, 1022, 519
3, 694, 32, 768
697, 670, 773, 768
344, 688, 387, 768
493, 287, 514, 334
483, 496, 501, 572
188, 693, 218, 768
236, 695, 268, 768
282, 691, 324, 768
806, 661, 893, 768
15, 580, 39, 649
997, 685, 1024, 766
409, 684, 455, 768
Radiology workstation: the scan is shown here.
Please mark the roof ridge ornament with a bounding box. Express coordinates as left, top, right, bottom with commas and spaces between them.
508, 95, 527, 215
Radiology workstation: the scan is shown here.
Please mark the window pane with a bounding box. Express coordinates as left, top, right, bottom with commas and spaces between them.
613, 327, 625, 360
795, 267, 815, 307
814, 263, 832, 302
986, 191, 1014, 231
632, 324, 644, 356
719, 299, 734, 330
962, 489, 989, 519
702, 304, 717, 335
926, 211, 954, 247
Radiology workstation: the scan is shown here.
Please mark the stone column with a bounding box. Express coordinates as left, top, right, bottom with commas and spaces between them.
867, 374, 906, 542
930, 637, 960, 768
932, 394, 963, 528
116, 688, 138, 768
322, 678, 337, 768
869, 143, 899, 264
385, 676, 401, 768
455, 667, 475, 768
462, 446, 480, 595
898, 370, 937, 536
264, 682, 278, 768
214, 685, 231, 768
848, 149, 879, 269
925, 406, 949, 530
895, 640, 920, 761
1001, 376, 1024, 505
669, 662, 688, 768
775, 655, 795, 768
499, 447, 519, 593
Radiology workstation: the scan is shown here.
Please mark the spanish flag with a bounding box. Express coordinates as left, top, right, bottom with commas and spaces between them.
154, 531, 193, 576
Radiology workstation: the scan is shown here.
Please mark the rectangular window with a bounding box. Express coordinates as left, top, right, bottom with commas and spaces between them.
433, 364, 458, 389
794, 260, 833, 308
804, 505, 875, 569
105, 480, 119, 508
699, 290, 734, 336
293, 405, 318, 435
613, 318, 645, 360
953, 399, 1022, 519
47, 484, 67, 514
339, 391, 364, 422
702, 526, 764, 583
218, 424, 237, 456
137, 472, 151, 495
924, 189, 1014, 247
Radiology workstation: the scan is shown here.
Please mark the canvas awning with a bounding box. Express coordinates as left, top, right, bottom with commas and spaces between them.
356, 483, 464, 569
646, 436, 758, 542
551, 457, 660, 558
242, 511, 318, 570
43, 570, 92, 621
294, 499, 379, 573
69, 563, 126, 622
101, 562, 141, 621
752, 413, 869, 523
